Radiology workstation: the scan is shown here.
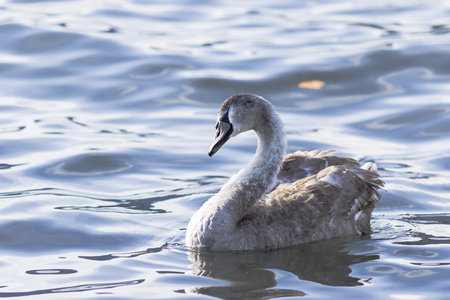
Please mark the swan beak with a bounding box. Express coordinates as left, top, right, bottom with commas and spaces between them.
208, 121, 233, 157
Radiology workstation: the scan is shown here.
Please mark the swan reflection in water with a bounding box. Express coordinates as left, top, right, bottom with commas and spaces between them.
185, 236, 379, 298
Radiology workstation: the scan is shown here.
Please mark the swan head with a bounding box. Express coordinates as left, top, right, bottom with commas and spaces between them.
208, 94, 270, 157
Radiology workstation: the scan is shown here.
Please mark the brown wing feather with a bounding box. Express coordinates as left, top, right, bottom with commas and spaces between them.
277, 150, 360, 185
239, 161, 384, 248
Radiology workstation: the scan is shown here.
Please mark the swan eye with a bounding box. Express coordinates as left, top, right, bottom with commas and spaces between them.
219, 109, 231, 124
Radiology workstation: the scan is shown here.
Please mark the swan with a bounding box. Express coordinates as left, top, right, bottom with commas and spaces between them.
186, 94, 384, 251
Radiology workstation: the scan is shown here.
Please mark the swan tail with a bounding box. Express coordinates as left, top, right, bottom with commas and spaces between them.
361, 162, 378, 173
351, 163, 384, 234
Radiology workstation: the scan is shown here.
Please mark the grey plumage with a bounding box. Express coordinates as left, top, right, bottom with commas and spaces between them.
186, 94, 384, 251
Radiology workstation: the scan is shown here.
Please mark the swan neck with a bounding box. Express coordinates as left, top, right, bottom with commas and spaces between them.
221, 108, 287, 224
186, 99, 287, 249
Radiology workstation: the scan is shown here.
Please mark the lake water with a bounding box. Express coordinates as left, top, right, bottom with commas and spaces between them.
0, 0, 449, 299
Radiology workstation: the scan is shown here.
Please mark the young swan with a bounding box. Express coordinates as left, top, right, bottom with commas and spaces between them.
186, 94, 383, 251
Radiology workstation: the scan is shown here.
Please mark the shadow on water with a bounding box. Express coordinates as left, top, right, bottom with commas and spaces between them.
184, 236, 379, 299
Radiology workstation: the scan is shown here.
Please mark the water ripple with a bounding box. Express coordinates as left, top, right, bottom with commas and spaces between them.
25, 269, 77, 275
0, 279, 144, 298
1, 0, 450, 299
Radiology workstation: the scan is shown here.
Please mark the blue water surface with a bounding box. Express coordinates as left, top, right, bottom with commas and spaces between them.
0, 0, 449, 299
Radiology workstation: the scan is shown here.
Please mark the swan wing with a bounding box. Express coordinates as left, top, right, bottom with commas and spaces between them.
239, 164, 383, 248
276, 150, 360, 185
